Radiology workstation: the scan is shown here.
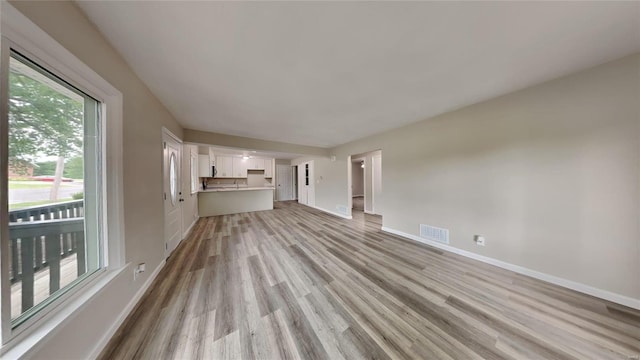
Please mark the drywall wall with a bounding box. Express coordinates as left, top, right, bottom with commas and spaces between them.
184, 128, 329, 157
275, 159, 292, 166
295, 53, 640, 303
7, 1, 184, 358
291, 156, 344, 213
351, 161, 364, 196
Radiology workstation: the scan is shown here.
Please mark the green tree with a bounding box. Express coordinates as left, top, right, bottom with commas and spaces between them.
9, 57, 83, 199
33, 161, 56, 176
63, 156, 84, 179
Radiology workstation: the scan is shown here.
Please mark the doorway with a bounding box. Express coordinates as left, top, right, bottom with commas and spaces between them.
350, 150, 382, 217
163, 129, 183, 258
351, 158, 365, 211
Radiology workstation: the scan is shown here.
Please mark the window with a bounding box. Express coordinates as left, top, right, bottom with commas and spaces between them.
5, 51, 103, 329
190, 151, 198, 194
1, 3, 124, 348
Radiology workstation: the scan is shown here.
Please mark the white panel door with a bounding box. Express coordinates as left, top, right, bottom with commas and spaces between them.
163, 130, 183, 257
297, 161, 314, 206
276, 164, 293, 201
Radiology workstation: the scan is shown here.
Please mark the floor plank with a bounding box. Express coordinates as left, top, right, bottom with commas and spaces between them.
100, 201, 640, 360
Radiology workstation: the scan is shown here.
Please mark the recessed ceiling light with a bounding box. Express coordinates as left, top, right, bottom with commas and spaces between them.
243, 155, 250, 160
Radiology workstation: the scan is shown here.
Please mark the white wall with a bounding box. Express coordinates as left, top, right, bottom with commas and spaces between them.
8, 1, 184, 358
294, 53, 640, 304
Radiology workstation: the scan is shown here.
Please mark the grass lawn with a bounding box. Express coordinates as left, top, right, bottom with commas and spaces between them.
8, 181, 80, 189
8, 182, 52, 189
9, 198, 73, 211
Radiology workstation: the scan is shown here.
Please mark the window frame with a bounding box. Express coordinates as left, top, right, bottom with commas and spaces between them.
0, 1, 125, 352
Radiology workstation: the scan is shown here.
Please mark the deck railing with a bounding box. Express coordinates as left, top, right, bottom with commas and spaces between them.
9, 199, 84, 223
8, 200, 85, 313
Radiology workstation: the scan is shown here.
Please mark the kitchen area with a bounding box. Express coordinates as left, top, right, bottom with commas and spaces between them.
197, 146, 276, 216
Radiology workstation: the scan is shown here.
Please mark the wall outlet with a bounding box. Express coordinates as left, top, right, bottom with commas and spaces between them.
134, 262, 146, 280
474, 235, 486, 246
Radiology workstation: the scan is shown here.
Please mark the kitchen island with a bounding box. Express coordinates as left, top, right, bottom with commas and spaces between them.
198, 187, 274, 217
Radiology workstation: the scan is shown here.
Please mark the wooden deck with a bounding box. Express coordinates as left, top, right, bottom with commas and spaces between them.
11, 254, 79, 320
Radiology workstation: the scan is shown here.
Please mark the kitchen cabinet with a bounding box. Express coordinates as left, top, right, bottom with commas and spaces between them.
248, 158, 264, 170
264, 159, 273, 178
215, 155, 233, 178
209, 148, 216, 167
232, 157, 249, 178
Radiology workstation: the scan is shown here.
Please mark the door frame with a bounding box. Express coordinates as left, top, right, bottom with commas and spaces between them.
292, 165, 298, 200
162, 127, 183, 258
371, 152, 382, 215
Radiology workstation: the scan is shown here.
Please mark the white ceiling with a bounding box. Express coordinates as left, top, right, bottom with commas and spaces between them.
77, 1, 640, 148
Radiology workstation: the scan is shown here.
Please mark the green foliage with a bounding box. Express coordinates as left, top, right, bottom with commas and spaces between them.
33, 161, 56, 176
64, 156, 84, 179
71, 192, 84, 200
33, 157, 83, 179
8, 57, 84, 164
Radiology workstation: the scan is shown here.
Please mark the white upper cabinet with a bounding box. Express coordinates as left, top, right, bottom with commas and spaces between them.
213, 154, 274, 178
249, 158, 264, 170
232, 157, 249, 178
215, 155, 233, 178
264, 159, 273, 178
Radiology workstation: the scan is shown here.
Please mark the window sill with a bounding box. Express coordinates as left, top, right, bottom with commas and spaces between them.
0, 265, 127, 359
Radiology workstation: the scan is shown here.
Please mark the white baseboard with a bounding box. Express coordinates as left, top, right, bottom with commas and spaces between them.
88, 259, 166, 358
183, 217, 198, 239
381, 226, 640, 310
307, 204, 352, 220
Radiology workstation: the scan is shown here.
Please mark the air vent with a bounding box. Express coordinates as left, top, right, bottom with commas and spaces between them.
420, 224, 449, 244
337, 205, 349, 215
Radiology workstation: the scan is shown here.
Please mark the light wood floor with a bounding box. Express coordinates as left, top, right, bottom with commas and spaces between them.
352, 196, 364, 211
101, 201, 640, 360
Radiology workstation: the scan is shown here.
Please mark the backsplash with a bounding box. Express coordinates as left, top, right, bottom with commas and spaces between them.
203, 177, 272, 189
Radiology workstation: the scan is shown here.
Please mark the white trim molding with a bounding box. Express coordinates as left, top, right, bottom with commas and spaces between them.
88, 260, 166, 359
381, 226, 640, 310
310, 205, 352, 220
182, 217, 198, 239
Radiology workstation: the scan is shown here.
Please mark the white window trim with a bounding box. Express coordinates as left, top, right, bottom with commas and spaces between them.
0, 1, 125, 356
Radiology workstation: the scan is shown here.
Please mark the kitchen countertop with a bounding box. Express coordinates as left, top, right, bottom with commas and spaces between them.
199, 186, 275, 193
